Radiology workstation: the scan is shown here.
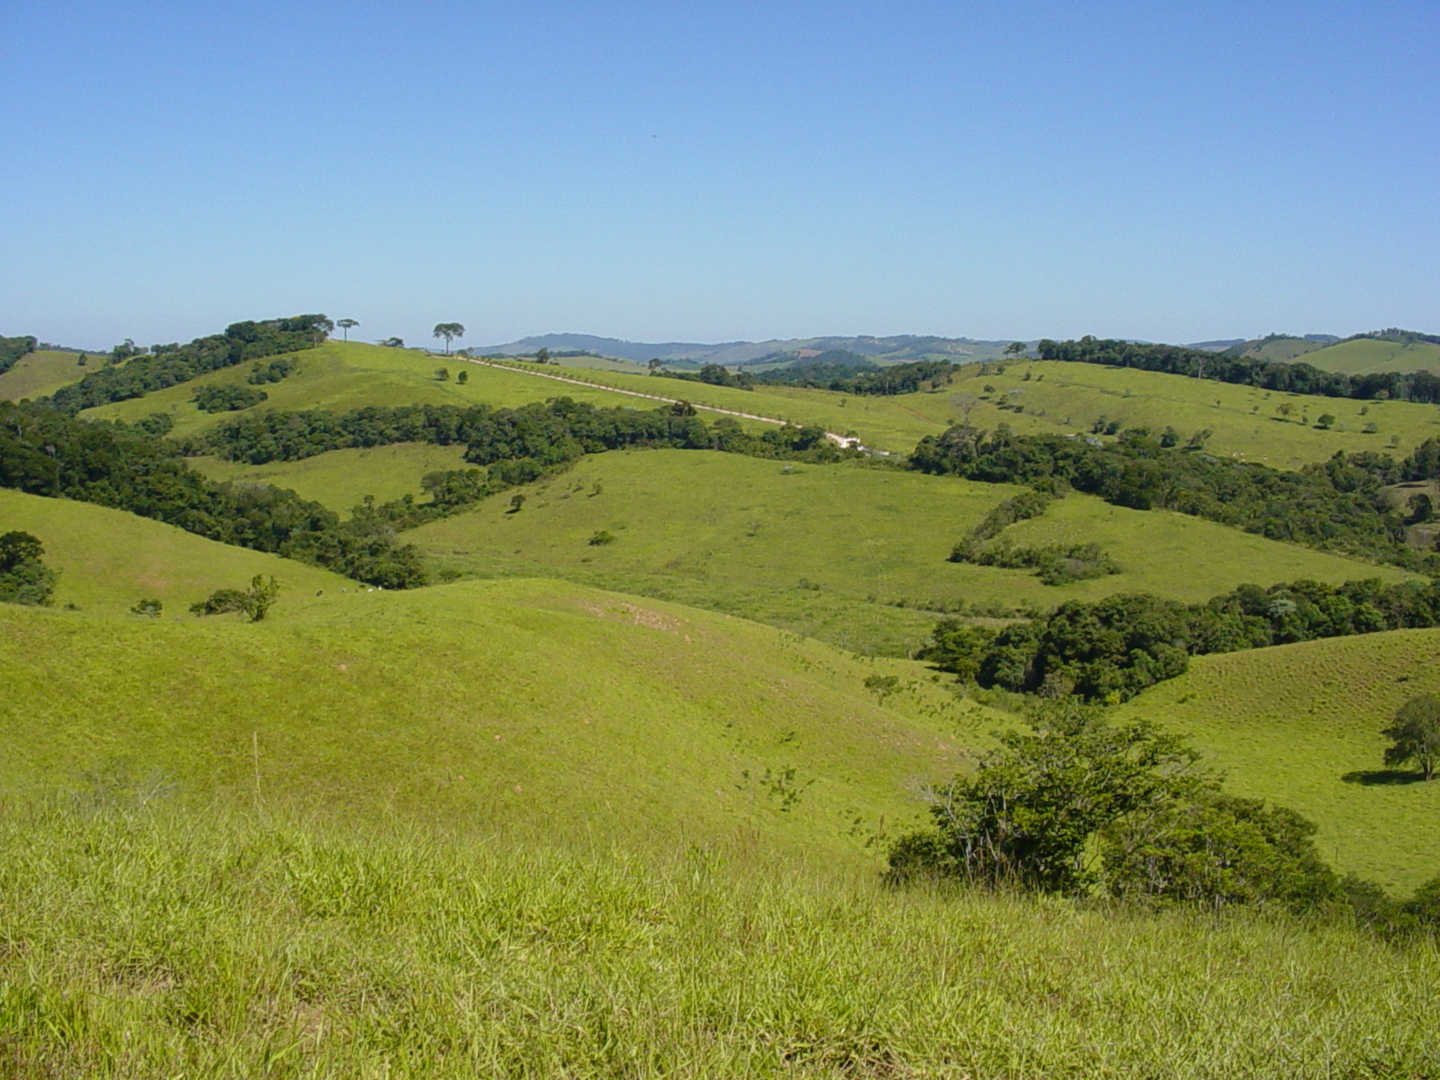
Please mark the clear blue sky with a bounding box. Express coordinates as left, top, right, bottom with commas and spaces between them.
3, 0, 1436, 349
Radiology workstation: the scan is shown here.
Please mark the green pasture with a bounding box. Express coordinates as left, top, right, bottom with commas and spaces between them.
0, 349, 93, 402
190, 443, 472, 512
82, 343, 711, 440
405, 450, 1411, 657
926, 360, 1440, 469
3, 803, 1434, 1078
1119, 628, 1440, 893
0, 576, 985, 864
1231, 336, 1330, 363
0, 489, 351, 617
1302, 338, 1440, 375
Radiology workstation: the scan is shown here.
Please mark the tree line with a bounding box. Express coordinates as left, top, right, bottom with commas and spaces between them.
911, 423, 1439, 571
1036, 335, 1440, 403
753, 357, 958, 395
43, 315, 330, 414
0, 402, 425, 588
0, 335, 37, 377
919, 576, 1440, 702
196, 397, 852, 469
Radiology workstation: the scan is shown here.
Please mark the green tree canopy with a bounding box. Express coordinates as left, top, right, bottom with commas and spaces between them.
1383, 694, 1440, 780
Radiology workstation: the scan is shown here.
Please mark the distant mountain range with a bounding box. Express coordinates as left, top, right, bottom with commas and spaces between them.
472, 333, 1022, 368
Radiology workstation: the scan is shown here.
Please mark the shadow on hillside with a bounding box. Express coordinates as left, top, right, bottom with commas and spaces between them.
1341, 768, 1428, 786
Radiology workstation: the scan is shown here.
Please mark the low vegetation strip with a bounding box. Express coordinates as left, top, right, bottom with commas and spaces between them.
1039, 333, 1440, 403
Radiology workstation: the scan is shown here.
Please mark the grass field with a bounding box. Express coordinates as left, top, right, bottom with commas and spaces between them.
190, 443, 472, 512
1302, 338, 1440, 375
1229, 336, 1330, 363
0, 349, 94, 402
0, 575, 986, 864
404, 450, 1414, 657
81, 343, 744, 441
0, 489, 352, 616
77, 344, 1440, 469
3, 803, 1435, 1079
1118, 628, 1440, 893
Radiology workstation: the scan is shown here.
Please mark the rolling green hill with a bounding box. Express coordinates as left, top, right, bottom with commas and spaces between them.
0, 489, 352, 616
1228, 335, 1332, 363
0, 576, 981, 866
404, 450, 1414, 657
1301, 337, 1440, 376
190, 443, 472, 512
0, 349, 96, 402
1118, 628, 1440, 892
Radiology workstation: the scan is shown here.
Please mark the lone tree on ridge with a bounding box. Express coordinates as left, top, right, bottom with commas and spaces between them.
1384, 694, 1440, 780
433, 322, 465, 355
336, 318, 358, 341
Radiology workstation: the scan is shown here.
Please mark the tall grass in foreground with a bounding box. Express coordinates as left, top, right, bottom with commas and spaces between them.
2, 802, 1435, 1078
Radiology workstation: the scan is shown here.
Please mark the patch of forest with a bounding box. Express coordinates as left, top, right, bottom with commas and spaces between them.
0, 334, 37, 376
1038, 335, 1440, 402
911, 423, 1440, 570
44, 315, 330, 413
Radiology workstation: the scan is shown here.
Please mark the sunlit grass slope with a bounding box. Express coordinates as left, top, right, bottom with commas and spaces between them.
0, 349, 93, 402
906, 360, 1440, 469
1301, 337, 1440, 375
82, 342, 714, 439
1118, 628, 1440, 893
0, 577, 985, 866
189, 442, 471, 512
3, 805, 1435, 1079
0, 489, 351, 616
1231, 336, 1330, 363
406, 450, 1413, 656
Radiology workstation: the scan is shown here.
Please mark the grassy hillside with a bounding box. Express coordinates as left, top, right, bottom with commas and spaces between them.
4, 804, 1434, 1079
81, 343, 734, 440
1301, 337, 1440, 376
0, 489, 351, 616
405, 450, 1414, 657
0, 349, 95, 402
190, 443, 471, 512
1118, 628, 1440, 893
0, 576, 983, 864
1229, 336, 1330, 363
924, 360, 1440, 469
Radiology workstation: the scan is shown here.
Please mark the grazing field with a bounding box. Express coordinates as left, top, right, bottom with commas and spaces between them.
190, 443, 471, 512
405, 450, 1413, 657
920, 360, 1440, 469
81, 343, 745, 440
0, 489, 351, 616
1118, 628, 1440, 893
0, 349, 94, 402
1229, 336, 1331, 363
0, 576, 982, 862
3, 803, 1435, 1079
1302, 337, 1440, 375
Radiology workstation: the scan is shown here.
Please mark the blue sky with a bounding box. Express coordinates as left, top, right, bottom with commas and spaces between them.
3, 0, 1436, 349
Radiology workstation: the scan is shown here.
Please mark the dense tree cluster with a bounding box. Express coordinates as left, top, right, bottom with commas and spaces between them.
246, 357, 298, 384
656, 363, 756, 389
0, 335, 37, 377
199, 398, 852, 469
921, 577, 1440, 702
911, 424, 1425, 568
754, 357, 958, 395
1037, 335, 1440, 403
45, 315, 329, 414
0, 402, 423, 588
889, 702, 1440, 931
193, 384, 268, 413
0, 530, 56, 606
